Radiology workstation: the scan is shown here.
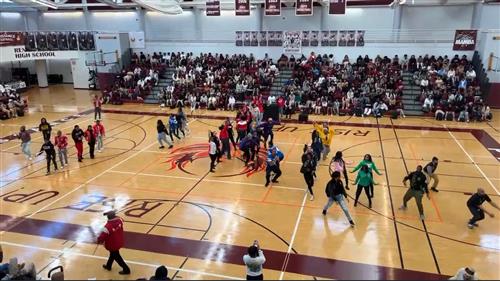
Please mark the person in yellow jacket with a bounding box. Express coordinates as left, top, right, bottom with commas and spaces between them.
313, 122, 334, 160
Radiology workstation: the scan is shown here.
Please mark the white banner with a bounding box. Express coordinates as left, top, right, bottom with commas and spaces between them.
283, 31, 301, 54
0, 46, 79, 62
129, 31, 145, 49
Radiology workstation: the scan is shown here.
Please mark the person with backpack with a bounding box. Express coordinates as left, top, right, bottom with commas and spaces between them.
37, 139, 58, 175
399, 165, 430, 220
322, 171, 354, 227
353, 165, 374, 208
301, 145, 316, 201
72, 125, 85, 162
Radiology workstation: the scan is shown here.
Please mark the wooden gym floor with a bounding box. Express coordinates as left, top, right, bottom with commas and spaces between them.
0, 85, 499, 280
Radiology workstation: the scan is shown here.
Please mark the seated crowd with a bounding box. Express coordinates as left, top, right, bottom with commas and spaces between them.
158, 52, 278, 111
0, 85, 27, 120
408, 54, 492, 122
278, 52, 405, 118
102, 52, 162, 104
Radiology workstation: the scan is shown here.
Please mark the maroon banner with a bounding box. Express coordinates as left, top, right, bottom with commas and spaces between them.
453, 30, 477, 51
329, 0, 346, 14
0, 32, 25, 47
206, 0, 220, 16
235, 0, 250, 16
265, 0, 281, 16
296, 0, 313, 16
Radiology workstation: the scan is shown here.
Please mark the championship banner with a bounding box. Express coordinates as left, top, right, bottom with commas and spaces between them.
329, 0, 346, 14
243, 31, 251, 46
0, 46, 79, 62
206, 0, 220, 16
235, 0, 250, 16
0, 32, 25, 47
301, 31, 310, 47
329, 30, 338, 46
296, 0, 312, 16
347, 30, 356, 46
321, 31, 329, 46
259, 31, 267, 46
265, 0, 281, 16
129, 31, 145, 49
355, 30, 365, 47
453, 30, 477, 51
251, 31, 258, 46
310, 31, 319, 46
235, 31, 243, 46
283, 31, 301, 54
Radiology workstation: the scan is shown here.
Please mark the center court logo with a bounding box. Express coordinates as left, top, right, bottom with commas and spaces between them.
164, 143, 267, 177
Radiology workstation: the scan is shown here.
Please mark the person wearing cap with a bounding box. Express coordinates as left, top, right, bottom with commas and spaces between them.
449, 267, 478, 280
150, 265, 170, 280
98, 210, 130, 275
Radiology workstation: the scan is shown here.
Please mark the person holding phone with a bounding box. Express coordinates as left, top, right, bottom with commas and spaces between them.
243, 240, 266, 280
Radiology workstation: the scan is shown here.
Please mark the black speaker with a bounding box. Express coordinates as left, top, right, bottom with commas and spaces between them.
298, 112, 309, 122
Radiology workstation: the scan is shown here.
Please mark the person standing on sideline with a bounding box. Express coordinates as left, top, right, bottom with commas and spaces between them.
98, 210, 130, 275
37, 139, 58, 175
322, 171, 355, 227
93, 94, 103, 120
85, 125, 96, 159
301, 145, 316, 201
71, 125, 85, 162
93, 120, 105, 153
353, 165, 373, 208
219, 123, 231, 160
243, 240, 266, 280
209, 134, 218, 173
17, 126, 32, 160
54, 130, 68, 168
424, 157, 440, 192
330, 151, 351, 190
313, 122, 334, 160
399, 165, 429, 220
39, 117, 52, 141
466, 188, 499, 229
265, 147, 282, 187
351, 154, 382, 198
157, 120, 173, 149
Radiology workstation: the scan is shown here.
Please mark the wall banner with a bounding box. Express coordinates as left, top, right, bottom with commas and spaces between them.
453, 30, 477, 51
283, 31, 301, 54
235, 0, 250, 16
265, 0, 281, 16
296, 0, 313, 16
329, 0, 346, 14
0, 32, 25, 47
206, 0, 221, 16
0, 46, 79, 62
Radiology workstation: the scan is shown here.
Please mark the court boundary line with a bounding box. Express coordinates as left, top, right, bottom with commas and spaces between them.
445, 126, 500, 195
0, 241, 243, 280
375, 118, 405, 269
278, 192, 307, 280
389, 118, 441, 274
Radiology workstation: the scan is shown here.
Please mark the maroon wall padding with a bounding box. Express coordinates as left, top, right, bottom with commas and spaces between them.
96, 72, 117, 94
486, 83, 500, 108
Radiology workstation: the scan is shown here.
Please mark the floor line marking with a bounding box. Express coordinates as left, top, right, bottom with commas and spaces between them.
278, 192, 307, 280
446, 126, 500, 195
0, 120, 160, 235
107, 170, 305, 192
0, 241, 243, 280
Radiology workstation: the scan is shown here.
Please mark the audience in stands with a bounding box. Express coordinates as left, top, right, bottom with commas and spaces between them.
0, 87, 27, 120
410, 54, 492, 122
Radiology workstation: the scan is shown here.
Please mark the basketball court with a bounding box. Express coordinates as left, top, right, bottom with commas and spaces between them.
0, 87, 498, 279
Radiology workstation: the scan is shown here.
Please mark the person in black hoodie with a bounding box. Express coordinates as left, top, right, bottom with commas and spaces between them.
37, 139, 58, 175
85, 125, 96, 159
72, 125, 85, 162
322, 171, 354, 227
38, 117, 52, 141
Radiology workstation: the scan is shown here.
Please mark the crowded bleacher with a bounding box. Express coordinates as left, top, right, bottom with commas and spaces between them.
0, 84, 27, 120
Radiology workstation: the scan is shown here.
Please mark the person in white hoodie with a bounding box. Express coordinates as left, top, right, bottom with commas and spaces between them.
243, 240, 266, 280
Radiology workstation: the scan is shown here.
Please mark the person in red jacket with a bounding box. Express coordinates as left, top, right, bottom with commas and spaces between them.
98, 210, 130, 275
93, 120, 105, 152
54, 130, 68, 168
219, 123, 231, 160
84, 125, 96, 159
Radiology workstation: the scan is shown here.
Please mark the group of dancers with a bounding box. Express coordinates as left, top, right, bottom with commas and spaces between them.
156, 107, 189, 149
17, 117, 105, 175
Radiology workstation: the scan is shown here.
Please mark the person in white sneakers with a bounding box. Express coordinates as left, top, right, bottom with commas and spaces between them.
17, 126, 32, 161
54, 130, 68, 168
93, 120, 106, 152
